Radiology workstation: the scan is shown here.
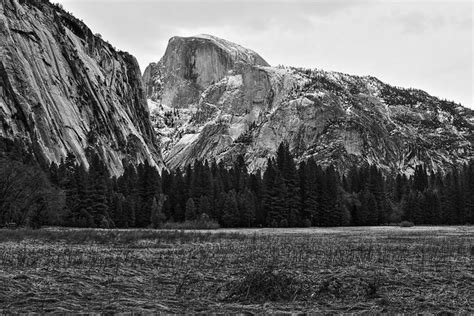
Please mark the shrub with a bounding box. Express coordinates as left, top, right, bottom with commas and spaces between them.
400, 221, 414, 227
303, 218, 312, 227
161, 218, 220, 230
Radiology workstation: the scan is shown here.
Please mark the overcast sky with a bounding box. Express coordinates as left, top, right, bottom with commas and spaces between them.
55, 0, 473, 108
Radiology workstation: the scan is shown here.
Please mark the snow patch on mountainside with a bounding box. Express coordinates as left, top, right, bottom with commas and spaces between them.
193, 34, 270, 66
177, 133, 199, 146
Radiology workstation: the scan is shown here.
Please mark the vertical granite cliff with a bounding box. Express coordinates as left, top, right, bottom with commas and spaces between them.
0, 0, 163, 174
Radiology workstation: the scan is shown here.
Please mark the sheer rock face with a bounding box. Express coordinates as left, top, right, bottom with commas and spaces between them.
143, 35, 270, 107
146, 35, 473, 175
0, 0, 163, 175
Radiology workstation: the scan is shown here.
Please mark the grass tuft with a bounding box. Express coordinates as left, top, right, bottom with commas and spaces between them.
226, 265, 306, 302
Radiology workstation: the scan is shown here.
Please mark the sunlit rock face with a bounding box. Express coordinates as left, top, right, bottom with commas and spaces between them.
0, 0, 163, 175
145, 34, 474, 175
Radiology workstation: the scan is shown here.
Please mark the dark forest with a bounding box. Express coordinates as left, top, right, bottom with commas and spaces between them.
1, 143, 473, 228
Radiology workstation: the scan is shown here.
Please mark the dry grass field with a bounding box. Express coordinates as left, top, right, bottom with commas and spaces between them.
0, 226, 472, 313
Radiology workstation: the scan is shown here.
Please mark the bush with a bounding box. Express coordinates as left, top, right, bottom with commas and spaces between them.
161, 218, 220, 230
400, 221, 414, 227
303, 218, 312, 227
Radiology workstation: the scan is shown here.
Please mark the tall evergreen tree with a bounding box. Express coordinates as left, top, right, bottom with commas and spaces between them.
110, 192, 125, 228
238, 189, 256, 227
222, 190, 240, 227
198, 195, 212, 216
87, 153, 111, 227
263, 159, 288, 227
300, 159, 319, 226
185, 198, 196, 221
319, 166, 341, 226
359, 188, 377, 225
150, 195, 166, 228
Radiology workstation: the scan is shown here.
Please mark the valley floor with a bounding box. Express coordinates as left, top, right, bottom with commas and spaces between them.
0, 226, 472, 313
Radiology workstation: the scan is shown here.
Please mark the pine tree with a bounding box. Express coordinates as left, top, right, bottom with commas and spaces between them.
301, 159, 319, 226
276, 142, 301, 225
263, 159, 288, 227
319, 166, 340, 226
185, 198, 196, 221
26, 197, 47, 229
422, 190, 441, 224
359, 189, 377, 225
173, 168, 187, 221
174, 203, 183, 222
121, 199, 135, 227
249, 171, 265, 226
233, 155, 248, 192
413, 165, 428, 192
117, 163, 139, 226
48, 162, 60, 186
198, 195, 212, 217
442, 169, 464, 224
135, 161, 161, 227
87, 153, 111, 228
464, 162, 474, 224
68, 164, 92, 227
110, 192, 126, 228
150, 195, 167, 228
239, 189, 256, 227
410, 191, 425, 224
347, 165, 361, 193
222, 190, 240, 227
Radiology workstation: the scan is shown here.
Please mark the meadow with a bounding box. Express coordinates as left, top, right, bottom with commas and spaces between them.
0, 226, 472, 313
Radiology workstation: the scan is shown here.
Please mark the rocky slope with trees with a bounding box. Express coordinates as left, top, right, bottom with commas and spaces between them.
144, 35, 474, 175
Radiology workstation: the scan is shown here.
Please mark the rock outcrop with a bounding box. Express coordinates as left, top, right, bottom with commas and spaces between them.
0, 0, 163, 175
144, 35, 474, 175
143, 35, 269, 107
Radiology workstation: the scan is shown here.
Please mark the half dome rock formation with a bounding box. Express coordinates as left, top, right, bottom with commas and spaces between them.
143, 34, 269, 107
144, 35, 474, 174
0, 0, 163, 175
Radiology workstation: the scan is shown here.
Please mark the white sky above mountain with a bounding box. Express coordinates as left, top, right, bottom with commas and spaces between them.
54, 0, 473, 108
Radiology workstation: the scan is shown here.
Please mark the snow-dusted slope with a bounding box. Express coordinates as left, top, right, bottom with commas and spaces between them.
1, 0, 163, 174
144, 35, 474, 174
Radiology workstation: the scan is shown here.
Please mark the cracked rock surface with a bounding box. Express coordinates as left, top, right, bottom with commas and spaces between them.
0, 0, 163, 175
144, 35, 473, 174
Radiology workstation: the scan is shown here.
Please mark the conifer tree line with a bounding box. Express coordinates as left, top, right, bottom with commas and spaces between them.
1, 143, 473, 228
